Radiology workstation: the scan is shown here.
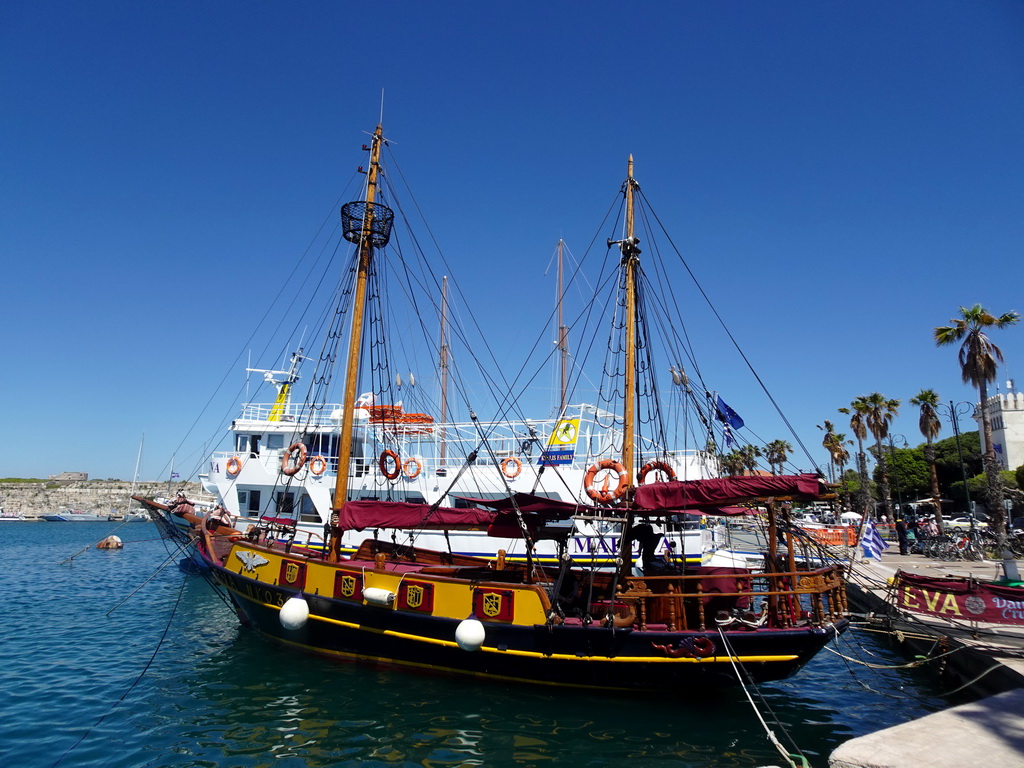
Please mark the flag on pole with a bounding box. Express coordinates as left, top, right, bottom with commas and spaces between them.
171, 472, 180, 480
715, 395, 745, 430
860, 518, 889, 561
722, 422, 735, 448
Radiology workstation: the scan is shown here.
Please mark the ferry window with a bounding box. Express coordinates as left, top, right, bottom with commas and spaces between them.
266, 434, 285, 450
405, 493, 427, 504
299, 494, 319, 523
236, 435, 248, 452
238, 489, 261, 513
276, 492, 295, 517
248, 435, 261, 456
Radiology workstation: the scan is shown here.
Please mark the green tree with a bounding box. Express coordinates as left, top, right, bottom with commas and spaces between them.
863, 393, 901, 519
910, 388, 945, 530
719, 449, 745, 477
935, 304, 1020, 545
738, 444, 763, 474
764, 439, 793, 475
839, 399, 872, 518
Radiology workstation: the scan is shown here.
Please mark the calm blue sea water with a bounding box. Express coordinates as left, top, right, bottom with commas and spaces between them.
0, 523, 954, 768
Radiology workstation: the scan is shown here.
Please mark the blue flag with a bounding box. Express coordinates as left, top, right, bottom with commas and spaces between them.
860, 519, 889, 561
715, 396, 744, 430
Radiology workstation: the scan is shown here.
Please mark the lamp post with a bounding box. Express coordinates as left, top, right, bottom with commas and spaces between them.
887, 434, 907, 517
936, 401, 974, 535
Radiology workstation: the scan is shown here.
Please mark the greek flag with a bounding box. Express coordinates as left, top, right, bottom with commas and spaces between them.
860, 519, 889, 561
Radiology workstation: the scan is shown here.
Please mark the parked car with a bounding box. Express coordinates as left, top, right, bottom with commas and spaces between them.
948, 517, 988, 532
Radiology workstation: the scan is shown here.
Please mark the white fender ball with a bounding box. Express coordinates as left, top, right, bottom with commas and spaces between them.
279, 595, 309, 630
456, 618, 486, 651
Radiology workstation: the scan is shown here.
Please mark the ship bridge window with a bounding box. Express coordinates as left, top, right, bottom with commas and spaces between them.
238, 489, 261, 513
299, 494, 319, 523
266, 434, 285, 451
275, 492, 296, 519
237, 434, 261, 456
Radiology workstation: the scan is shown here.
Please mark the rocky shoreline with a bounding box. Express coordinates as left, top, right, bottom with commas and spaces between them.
0, 480, 204, 519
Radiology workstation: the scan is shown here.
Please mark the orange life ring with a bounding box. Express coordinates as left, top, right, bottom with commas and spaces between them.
501, 456, 523, 479
637, 460, 676, 485
691, 636, 715, 657
308, 455, 327, 475
403, 457, 422, 479
226, 456, 242, 476
584, 459, 630, 503
379, 449, 401, 480
282, 442, 307, 476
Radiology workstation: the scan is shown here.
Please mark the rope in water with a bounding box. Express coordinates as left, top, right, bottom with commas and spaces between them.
717, 627, 809, 768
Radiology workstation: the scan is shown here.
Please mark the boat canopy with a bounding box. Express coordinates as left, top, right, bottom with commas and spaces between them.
339, 501, 496, 531
634, 473, 828, 512
454, 492, 586, 520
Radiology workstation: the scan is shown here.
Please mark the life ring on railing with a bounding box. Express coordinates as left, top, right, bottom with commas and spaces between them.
226, 456, 242, 476
379, 449, 401, 480
637, 460, 676, 485
584, 459, 630, 503
282, 443, 307, 476
308, 455, 327, 476
501, 456, 523, 479
691, 636, 715, 658
403, 457, 422, 479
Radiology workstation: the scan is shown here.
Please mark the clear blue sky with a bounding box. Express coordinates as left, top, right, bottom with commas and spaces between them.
2, 1, 1022, 481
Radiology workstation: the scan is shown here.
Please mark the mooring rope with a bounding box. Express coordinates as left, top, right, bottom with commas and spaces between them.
717, 627, 808, 768
50, 568, 190, 768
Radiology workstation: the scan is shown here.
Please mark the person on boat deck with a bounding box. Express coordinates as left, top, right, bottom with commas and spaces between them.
895, 518, 910, 555
630, 523, 661, 575
167, 491, 195, 518
207, 504, 234, 531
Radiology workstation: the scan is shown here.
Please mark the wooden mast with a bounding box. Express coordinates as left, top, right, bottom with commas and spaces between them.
556, 239, 569, 413
622, 156, 637, 481
617, 156, 640, 579
439, 275, 450, 466
329, 124, 385, 561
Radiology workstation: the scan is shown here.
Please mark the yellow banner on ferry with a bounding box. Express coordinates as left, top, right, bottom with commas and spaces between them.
547, 418, 580, 447
539, 418, 580, 466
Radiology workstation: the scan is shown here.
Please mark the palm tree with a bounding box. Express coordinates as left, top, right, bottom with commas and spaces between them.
819, 420, 852, 483
738, 444, 763, 475
863, 393, 901, 519
935, 304, 1021, 546
719, 449, 745, 477
839, 399, 872, 518
764, 439, 793, 475
910, 388, 944, 531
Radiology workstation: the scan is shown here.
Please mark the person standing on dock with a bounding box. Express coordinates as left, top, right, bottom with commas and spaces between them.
895, 518, 910, 555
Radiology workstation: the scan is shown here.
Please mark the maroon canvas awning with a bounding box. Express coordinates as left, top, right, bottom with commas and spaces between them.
654, 506, 759, 517
634, 473, 827, 511
339, 500, 496, 531
454, 492, 585, 520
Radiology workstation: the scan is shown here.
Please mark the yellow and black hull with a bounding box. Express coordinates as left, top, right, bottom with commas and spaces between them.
201, 537, 847, 691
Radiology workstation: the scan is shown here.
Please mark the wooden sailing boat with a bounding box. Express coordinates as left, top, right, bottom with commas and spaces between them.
187, 126, 848, 691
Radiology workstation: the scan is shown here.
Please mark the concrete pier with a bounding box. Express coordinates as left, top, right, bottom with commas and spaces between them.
830, 547, 1024, 766
830, 687, 1024, 767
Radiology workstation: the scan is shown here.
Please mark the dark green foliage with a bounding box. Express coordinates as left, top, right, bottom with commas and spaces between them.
869, 446, 931, 500
929, 430, 982, 485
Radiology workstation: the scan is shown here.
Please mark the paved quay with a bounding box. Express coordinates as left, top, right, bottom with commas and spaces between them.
830, 687, 1024, 768
829, 548, 1024, 767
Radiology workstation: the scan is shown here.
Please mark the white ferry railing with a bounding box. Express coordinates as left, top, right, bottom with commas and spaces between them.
223, 402, 716, 480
